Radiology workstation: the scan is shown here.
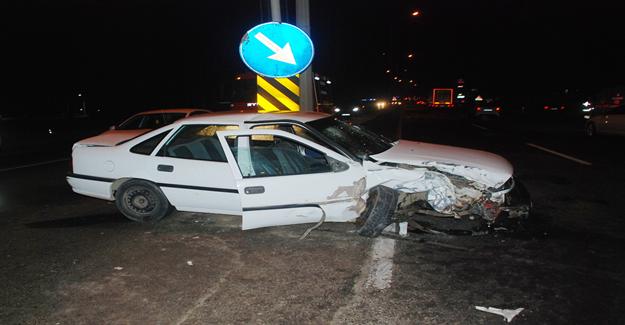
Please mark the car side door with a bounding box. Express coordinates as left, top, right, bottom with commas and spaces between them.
216, 129, 367, 230
146, 124, 243, 215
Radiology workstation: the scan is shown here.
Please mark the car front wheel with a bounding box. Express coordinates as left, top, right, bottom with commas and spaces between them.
357, 186, 399, 237
115, 180, 171, 223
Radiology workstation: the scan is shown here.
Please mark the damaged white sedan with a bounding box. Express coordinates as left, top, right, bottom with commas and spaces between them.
67, 112, 530, 236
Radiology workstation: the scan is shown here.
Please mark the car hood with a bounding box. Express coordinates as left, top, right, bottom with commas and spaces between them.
75, 129, 149, 146
370, 140, 513, 188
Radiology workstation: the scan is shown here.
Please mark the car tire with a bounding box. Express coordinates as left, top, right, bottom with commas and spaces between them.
115, 179, 171, 223
357, 186, 399, 237
585, 122, 596, 137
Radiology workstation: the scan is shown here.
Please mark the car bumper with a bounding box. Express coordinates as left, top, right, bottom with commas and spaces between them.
495, 179, 532, 228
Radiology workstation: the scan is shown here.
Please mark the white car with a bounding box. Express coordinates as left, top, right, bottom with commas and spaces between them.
85, 108, 212, 146
67, 112, 530, 236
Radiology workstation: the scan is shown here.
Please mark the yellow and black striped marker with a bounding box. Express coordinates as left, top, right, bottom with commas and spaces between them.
257, 74, 300, 113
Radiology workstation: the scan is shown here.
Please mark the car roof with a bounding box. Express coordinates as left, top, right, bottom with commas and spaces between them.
135, 108, 211, 115
177, 110, 330, 125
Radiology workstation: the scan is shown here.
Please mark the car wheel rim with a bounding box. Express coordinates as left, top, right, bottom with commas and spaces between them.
124, 187, 156, 214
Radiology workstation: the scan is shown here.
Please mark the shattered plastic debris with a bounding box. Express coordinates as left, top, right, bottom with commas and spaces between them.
475, 306, 524, 322
186, 261, 193, 266
113, 266, 123, 271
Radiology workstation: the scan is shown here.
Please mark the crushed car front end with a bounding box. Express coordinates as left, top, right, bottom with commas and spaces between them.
360, 142, 531, 235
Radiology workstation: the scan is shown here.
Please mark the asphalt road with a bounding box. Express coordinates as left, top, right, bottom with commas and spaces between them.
1, 110, 625, 324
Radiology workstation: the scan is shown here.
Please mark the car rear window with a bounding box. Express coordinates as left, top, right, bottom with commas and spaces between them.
130, 130, 172, 155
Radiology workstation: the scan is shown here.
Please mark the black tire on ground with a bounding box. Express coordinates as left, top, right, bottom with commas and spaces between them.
357, 186, 399, 237
115, 179, 171, 223
585, 122, 596, 136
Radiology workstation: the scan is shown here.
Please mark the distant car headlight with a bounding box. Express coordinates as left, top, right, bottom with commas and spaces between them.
352, 107, 360, 112
334, 107, 341, 113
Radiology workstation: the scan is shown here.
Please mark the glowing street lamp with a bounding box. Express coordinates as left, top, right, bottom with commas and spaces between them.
411, 10, 420, 16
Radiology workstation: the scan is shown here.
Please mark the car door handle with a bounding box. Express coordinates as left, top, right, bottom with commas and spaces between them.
244, 186, 265, 194
157, 164, 174, 172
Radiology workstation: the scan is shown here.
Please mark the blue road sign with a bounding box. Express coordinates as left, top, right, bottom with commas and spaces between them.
239, 22, 314, 78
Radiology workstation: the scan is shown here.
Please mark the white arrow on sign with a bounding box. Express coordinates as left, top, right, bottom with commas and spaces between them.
254, 32, 297, 65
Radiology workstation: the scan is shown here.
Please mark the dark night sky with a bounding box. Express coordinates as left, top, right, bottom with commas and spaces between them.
2, 0, 624, 115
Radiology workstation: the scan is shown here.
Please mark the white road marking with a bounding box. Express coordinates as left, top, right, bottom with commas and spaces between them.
364, 237, 396, 290
0, 158, 69, 173
471, 123, 489, 131
526, 143, 592, 166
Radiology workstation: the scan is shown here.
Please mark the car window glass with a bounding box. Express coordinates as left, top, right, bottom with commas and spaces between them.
117, 115, 144, 130
250, 124, 294, 142
189, 111, 210, 116
159, 124, 238, 162
229, 135, 331, 178
306, 117, 392, 159
252, 124, 294, 132
139, 114, 164, 129
130, 130, 172, 155
291, 125, 322, 143
252, 123, 325, 146
162, 113, 187, 124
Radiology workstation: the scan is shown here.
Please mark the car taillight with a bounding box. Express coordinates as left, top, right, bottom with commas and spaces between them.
496, 107, 501, 112
476, 107, 481, 111
544, 106, 549, 110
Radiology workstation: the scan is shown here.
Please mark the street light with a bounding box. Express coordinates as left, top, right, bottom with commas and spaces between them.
411, 10, 420, 16
408, 53, 414, 58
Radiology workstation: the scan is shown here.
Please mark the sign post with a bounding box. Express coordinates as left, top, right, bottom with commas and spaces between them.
239, 22, 314, 113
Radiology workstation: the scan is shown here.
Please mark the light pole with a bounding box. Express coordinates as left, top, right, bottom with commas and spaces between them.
296, 0, 314, 112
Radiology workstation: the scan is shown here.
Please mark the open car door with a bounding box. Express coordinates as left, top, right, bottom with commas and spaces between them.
216, 129, 367, 230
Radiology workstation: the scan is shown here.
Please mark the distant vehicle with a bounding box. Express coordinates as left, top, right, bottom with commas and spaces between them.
87, 109, 212, 145
431, 88, 454, 108
332, 98, 388, 118
585, 105, 625, 136
474, 100, 502, 118
332, 104, 364, 118
67, 111, 530, 236
542, 104, 566, 112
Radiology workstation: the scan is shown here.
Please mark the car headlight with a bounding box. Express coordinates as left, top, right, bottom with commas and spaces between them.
334, 107, 341, 113
352, 107, 360, 112
490, 177, 515, 194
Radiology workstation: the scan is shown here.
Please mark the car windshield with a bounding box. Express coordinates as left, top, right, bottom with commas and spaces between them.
305, 117, 393, 159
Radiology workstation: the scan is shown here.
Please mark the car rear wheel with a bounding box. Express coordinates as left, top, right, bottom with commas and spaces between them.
585, 122, 596, 136
115, 180, 171, 223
